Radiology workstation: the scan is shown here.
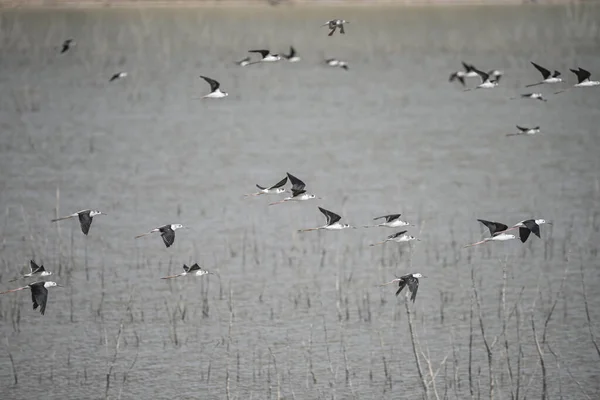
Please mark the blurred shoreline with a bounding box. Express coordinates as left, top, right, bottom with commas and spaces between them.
0, 0, 582, 9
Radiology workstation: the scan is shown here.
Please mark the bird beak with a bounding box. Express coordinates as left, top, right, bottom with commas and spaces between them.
422, 275, 427, 279
56, 284, 64, 287
101, 212, 107, 216
416, 239, 421, 241
547, 222, 553, 225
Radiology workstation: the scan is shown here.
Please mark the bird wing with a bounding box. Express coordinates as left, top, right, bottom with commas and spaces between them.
256, 184, 266, 190
395, 278, 407, 296
291, 189, 306, 198
388, 230, 407, 239
78, 212, 93, 235
474, 68, 490, 83
188, 263, 201, 272
407, 278, 419, 303
522, 219, 541, 238
373, 214, 400, 222
552, 70, 561, 78
570, 68, 588, 84
516, 125, 528, 132
531, 62, 551, 79
268, 176, 288, 190
200, 76, 220, 92
318, 207, 341, 225
519, 227, 531, 243
286, 172, 306, 192
477, 219, 508, 236
249, 49, 270, 58
462, 61, 475, 72
161, 229, 176, 248
578, 67, 592, 81
182, 264, 190, 273
31, 284, 48, 315
109, 74, 119, 82
288, 46, 296, 58
30, 260, 40, 273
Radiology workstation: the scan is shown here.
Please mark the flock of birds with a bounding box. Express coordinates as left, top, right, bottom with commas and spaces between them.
1, 16, 595, 316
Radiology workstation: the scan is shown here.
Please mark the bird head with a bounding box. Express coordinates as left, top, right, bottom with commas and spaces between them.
535, 219, 551, 225
44, 282, 62, 288
413, 273, 426, 278
90, 210, 106, 217
172, 224, 186, 230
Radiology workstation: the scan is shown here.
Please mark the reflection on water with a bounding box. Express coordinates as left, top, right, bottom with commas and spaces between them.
0, 4, 599, 398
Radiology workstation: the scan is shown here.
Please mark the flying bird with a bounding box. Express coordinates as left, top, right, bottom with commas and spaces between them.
507, 219, 552, 243
322, 19, 349, 36
507, 125, 540, 136
464, 232, 516, 248
511, 93, 547, 102
526, 62, 563, 87
109, 72, 127, 82
135, 224, 187, 248
283, 46, 301, 62
465, 69, 500, 90
298, 207, 355, 232
370, 230, 419, 246
51, 209, 106, 235
0, 281, 62, 315
161, 263, 213, 279
269, 173, 318, 205
449, 62, 480, 86
364, 214, 413, 228
556, 67, 600, 94
325, 59, 349, 70
9, 260, 52, 282
245, 176, 288, 197
236, 57, 251, 67
248, 49, 281, 64
60, 39, 75, 54
379, 273, 425, 303
200, 76, 228, 98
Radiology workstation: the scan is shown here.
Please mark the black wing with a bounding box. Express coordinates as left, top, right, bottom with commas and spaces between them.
477, 219, 508, 236
288, 46, 296, 58
474, 68, 490, 83
516, 125, 528, 132
30, 260, 41, 274
318, 207, 341, 225
286, 172, 306, 192
522, 219, 541, 238
30, 283, 48, 315
188, 263, 201, 272
161, 228, 176, 248
249, 49, 270, 58
395, 278, 407, 297
268, 176, 288, 190
61, 43, 70, 53
552, 70, 561, 78
531, 62, 551, 80
339, 25, 345, 35
256, 184, 266, 190
519, 227, 531, 243
407, 277, 419, 303
388, 230, 407, 239
109, 74, 120, 82
462, 61, 475, 72
291, 189, 306, 198
78, 212, 93, 235
200, 76, 220, 92
374, 214, 401, 223
570, 68, 590, 84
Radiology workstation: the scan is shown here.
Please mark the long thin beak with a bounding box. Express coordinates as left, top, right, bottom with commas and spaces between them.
547, 222, 553, 225
56, 284, 64, 287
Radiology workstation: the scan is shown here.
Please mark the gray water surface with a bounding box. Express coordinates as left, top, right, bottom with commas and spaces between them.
1, 4, 600, 399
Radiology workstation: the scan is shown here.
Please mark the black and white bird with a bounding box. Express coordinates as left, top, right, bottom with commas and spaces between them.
298, 207, 355, 232
200, 76, 228, 98
512, 93, 547, 102
51, 209, 106, 235
379, 273, 425, 303
109, 72, 127, 82
269, 173, 318, 205
526, 62, 563, 87
236, 57, 251, 67
9, 260, 52, 282
248, 49, 281, 64
135, 224, 187, 248
449, 62, 480, 86
508, 219, 552, 243
322, 19, 349, 36
325, 59, 349, 70
370, 230, 419, 246
0, 281, 62, 315
283, 46, 301, 62
465, 69, 500, 90
60, 39, 75, 54
364, 214, 413, 228
507, 125, 540, 136
245, 176, 288, 197
556, 67, 600, 94
161, 263, 213, 279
